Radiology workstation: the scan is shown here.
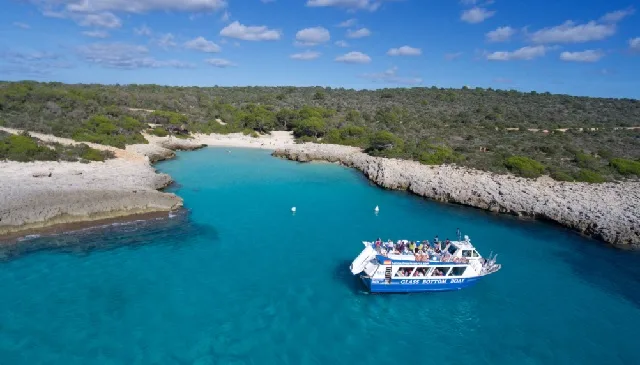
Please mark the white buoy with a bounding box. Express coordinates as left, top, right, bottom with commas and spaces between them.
374, 205, 380, 212
291, 207, 297, 213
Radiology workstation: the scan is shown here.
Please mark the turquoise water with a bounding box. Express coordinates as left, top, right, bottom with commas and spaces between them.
2, 148, 640, 365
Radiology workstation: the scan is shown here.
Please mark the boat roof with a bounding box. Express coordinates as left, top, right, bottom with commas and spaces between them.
451, 241, 476, 250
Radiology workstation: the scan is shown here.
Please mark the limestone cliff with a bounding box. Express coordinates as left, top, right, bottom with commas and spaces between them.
273, 144, 640, 247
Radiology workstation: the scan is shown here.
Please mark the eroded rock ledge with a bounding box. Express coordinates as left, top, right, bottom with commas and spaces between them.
0, 134, 205, 238
273, 144, 640, 247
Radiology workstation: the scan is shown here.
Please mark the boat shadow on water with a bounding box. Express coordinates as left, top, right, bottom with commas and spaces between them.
0, 209, 220, 262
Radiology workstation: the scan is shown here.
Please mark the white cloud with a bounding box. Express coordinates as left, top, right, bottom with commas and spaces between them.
486, 46, 547, 61
335, 40, 349, 47
337, 18, 357, 27
486, 26, 515, 42
78, 12, 121, 28
220, 21, 281, 41
387, 46, 421, 56
461, 7, 495, 24
529, 9, 634, 44
221, 10, 231, 22
530, 21, 616, 44
295, 27, 330, 46
184, 36, 221, 52
51, 0, 227, 13
559, 50, 604, 62
156, 33, 177, 48
630, 37, 640, 51
1, 51, 72, 76
346, 28, 371, 38
205, 58, 236, 68
599, 8, 635, 23
444, 52, 463, 60
30, 0, 227, 28
361, 66, 422, 85
335, 51, 371, 64
82, 30, 110, 38
290, 50, 321, 60
13, 22, 30, 29
307, 0, 387, 11
134, 24, 152, 36
77, 42, 193, 69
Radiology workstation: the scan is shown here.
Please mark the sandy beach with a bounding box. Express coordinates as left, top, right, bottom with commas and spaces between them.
191, 131, 296, 150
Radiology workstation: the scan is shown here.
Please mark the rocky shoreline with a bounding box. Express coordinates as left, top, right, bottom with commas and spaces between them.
273, 144, 640, 248
0, 132, 205, 239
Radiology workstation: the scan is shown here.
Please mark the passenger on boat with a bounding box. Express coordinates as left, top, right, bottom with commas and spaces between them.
409, 241, 416, 253
385, 240, 394, 251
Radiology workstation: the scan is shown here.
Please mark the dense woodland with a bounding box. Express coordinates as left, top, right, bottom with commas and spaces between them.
1, 81, 639, 181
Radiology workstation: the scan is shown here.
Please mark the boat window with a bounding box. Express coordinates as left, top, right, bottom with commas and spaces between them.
395, 267, 416, 277
471, 250, 480, 257
447, 245, 457, 255
462, 250, 472, 257
448, 266, 467, 276
429, 267, 451, 277
412, 268, 428, 277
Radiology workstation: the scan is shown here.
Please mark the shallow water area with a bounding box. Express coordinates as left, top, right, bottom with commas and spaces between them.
1, 147, 640, 365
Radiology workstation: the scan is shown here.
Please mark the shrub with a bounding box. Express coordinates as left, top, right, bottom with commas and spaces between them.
80, 145, 107, 161
418, 144, 462, 165
72, 115, 147, 148
574, 152, 599, 170
549, 169, 574, 182
0, 132, 58, 162
368, 131, 404, 152
293, 117, 326, 138
504, 156, 545, 178
610, 158, 640, 176
574, 169, 606, 183
151, 127, 168, 137
322, 125, 369, 147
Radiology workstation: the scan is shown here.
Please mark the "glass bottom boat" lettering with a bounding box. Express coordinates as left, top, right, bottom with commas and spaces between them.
395, 278, 466, 285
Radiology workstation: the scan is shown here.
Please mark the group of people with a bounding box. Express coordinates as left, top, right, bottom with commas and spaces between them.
395, 267, 447, 277
373, 238, 450, 256
372, 237, 470, 264
396, 267, 444, 277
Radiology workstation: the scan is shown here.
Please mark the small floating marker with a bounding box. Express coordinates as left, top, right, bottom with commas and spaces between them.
374, 205, 380, 212
291, 207, 297, 213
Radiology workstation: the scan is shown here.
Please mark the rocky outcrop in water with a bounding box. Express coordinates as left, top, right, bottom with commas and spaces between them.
0, 159, 183, 237
273, 144, 640, 247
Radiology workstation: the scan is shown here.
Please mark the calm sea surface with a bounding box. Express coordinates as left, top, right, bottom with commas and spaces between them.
2, 148, 640, 365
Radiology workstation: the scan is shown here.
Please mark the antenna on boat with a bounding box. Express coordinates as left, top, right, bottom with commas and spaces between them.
456, 228, 461, 241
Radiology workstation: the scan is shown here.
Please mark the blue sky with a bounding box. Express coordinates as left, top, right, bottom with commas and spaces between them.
1, 0, 639, 98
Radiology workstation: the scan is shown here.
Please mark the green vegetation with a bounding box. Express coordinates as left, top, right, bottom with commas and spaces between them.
72, 115, 147, 148
0, 131, 113, 162
610, 158, 640, 176
574, 169, 606, 183
504, 156, 545, 178
416, 144, 463, 165
150, 127, 169, 137
0, 132, 57, 162
1, 81, 638, 182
